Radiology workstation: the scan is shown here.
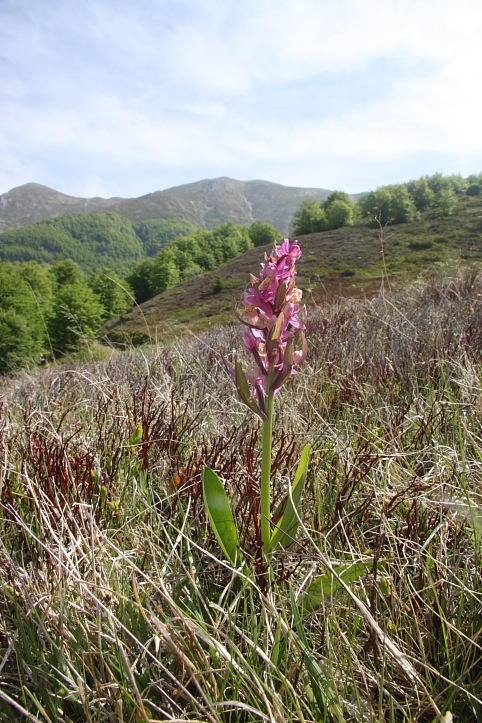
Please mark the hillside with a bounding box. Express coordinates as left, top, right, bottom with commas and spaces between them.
0, 213, 198, 276
0, 177, 334, 235
102, 194, 482, 345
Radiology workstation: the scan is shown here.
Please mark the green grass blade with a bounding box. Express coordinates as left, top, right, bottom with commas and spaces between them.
290, 589, 346, 722
202, 467, 242, 566
270, 443, 311, 552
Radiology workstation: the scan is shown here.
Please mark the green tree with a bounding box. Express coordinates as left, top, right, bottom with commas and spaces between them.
126, 221, 255, 304
133, 218, 197, 257
51, 259, 85, 287
407, 179, 436, 211
389, 185, 419, 224
88, 269, 133, 319
425, 172, 465, 196
466, 183, 482, 196
358, 188, 393, 225
247, 221, 282, 247
17, 262, 55, 314
359, 185, 418, 225
325, 199, 354, 229
48, 283, 104, 355
171, 236, 202, 273
149, 247, 181, 295
126, 259, 156, 303
322, 190, 353, 210
447, 174, 467, 194
467, 173, 482, 185
212, 223, 253, 261
0, 262, 47, 363
0, 213, 145, 276
0, 309, 41, 374
292, 199, 327, 235
434, 189, 457, 216
194, 231, 218, 270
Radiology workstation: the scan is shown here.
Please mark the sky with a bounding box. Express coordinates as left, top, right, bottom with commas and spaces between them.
2, 0, 482, 199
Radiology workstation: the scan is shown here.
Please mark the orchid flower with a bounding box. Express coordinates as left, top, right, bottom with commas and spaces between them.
234, 240, 307, 419
203, 240, 310, 563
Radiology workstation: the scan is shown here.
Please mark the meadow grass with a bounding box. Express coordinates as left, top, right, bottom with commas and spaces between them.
0, 268, 481, 721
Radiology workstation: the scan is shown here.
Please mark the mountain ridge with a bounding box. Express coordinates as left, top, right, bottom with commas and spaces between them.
0, 177, 336, 235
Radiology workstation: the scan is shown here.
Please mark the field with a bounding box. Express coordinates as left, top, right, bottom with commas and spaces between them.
1, 267, 481, 721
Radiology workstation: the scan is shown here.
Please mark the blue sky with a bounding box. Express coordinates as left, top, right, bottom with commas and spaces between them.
2, 0, 482, 198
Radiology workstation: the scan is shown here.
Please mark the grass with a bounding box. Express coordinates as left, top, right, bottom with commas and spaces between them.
0, 267, 481, 721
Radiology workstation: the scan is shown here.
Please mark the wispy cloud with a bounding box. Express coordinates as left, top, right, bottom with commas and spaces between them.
1, 0, 482, 196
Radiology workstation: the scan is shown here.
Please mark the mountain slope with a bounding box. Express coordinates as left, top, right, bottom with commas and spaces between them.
0, 177, 333, 235
0, 213, 198, 276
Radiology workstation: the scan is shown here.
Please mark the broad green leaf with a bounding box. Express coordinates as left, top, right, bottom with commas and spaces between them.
301, 561, 369, 613
270, 443, 311, 552
202, 467, 242, 566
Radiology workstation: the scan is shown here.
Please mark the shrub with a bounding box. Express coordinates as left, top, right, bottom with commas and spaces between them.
466, 182, 482, 196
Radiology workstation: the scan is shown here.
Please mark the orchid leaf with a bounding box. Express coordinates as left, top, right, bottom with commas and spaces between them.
234, 358, 267, 420
202, 467, 242, 566
301, 561, 370, 613
270, 443, 311, 552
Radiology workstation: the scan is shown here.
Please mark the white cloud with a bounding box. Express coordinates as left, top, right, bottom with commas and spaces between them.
2, 0, 482, 196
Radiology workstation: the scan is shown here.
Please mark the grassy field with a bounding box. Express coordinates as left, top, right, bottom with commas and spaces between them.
0, 266, 481, 721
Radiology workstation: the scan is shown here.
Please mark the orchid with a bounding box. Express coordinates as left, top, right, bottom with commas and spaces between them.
235, 239, 307, 418
203, 240, 311, 564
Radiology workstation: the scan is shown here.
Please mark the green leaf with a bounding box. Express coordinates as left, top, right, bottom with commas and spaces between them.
234, 358, 267, 420
270, 443, 311, 552
128, 423, 143, 447
301, 561, 369, 613
202, 467, 242, 566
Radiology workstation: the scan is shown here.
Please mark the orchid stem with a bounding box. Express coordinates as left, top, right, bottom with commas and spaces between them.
260, 391, 274, 556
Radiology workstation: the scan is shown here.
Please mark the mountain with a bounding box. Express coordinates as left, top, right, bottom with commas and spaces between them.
0, 177, 334, 236
0, 183, 119, 232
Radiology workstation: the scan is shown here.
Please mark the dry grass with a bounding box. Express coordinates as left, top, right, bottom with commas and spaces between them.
1, 268, 481, 721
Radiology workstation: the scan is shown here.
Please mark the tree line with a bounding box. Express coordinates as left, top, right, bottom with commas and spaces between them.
292, 172, 482, 235
0, 220, 281, 374
0, 260, 133, 374
125, 220, 279, 303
